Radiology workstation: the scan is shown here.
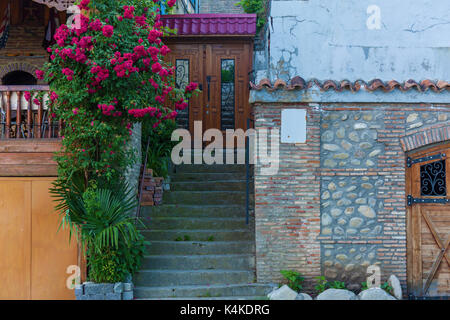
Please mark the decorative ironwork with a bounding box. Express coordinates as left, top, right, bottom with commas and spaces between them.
31, 0, 75, 11
407, 153, 445, 168
175, 59, 189, 130
407, 195, 449, 206
420, 159, 447, 196
220, 59, 235, 131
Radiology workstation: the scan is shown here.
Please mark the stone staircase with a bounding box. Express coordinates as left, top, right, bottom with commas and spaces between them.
134, 163, 275, 299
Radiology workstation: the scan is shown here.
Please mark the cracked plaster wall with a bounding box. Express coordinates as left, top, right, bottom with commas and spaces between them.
267, 0, 450, 82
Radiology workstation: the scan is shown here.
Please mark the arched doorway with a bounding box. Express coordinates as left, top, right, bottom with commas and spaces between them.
406, 142, 450, 298
2, 70, 37, 85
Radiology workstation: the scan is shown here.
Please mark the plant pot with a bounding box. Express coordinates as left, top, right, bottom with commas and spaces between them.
75, 281, 134, 300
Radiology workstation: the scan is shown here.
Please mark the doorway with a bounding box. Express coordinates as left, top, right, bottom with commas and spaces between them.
406, 142, 450, 297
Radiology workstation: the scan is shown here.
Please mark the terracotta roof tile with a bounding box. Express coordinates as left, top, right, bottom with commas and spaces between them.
250, 77, 450, 93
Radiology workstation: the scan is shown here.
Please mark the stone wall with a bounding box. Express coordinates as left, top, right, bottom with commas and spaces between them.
252, 96, 450, 296
199, 0, 244, 14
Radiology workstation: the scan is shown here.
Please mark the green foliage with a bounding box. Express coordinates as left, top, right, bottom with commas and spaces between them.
361, 281, 368, 291
314, 276, 328, 294
360, 281, 394, 295
206, 235, 215, 242
314, 276, 347, 293
328, 280, 346, 290
235, 0, 267, 32
142, 119, 177, 178
51, 174, 148, 283
280, 270, 304, 292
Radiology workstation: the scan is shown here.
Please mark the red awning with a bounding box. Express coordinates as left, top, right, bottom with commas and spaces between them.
160, 14, 257, 37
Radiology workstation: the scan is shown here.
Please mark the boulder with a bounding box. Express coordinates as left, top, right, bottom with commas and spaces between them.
316, 289, 358, 300
388, 275, 402, 300
358, 288, 396, 300
267, 285, 298, 300
296, 293, 313, 300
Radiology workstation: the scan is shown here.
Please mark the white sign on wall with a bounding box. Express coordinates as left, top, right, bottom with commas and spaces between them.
280, 109, 307, 144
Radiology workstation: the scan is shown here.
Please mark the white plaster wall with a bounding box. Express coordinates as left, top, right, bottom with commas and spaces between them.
268, 0, 450, 82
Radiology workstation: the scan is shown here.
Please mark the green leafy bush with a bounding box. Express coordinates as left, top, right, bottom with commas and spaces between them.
280, 270, 304, 292
51, 173, 148, 283
142, 119, 177, 178
235, 0, 268, 32
314, 276, 347, 293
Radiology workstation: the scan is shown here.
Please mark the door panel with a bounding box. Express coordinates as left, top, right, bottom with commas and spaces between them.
165, 40, 253, 137
0, 181, 31, 300
31, 180, 78, 300
407, 146, 450, 297
0, 178, 77, 300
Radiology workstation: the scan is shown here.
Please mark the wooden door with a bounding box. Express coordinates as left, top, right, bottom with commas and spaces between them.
164, 39, 253, 136
0, 178, 78, 300
407, 144, 450, 297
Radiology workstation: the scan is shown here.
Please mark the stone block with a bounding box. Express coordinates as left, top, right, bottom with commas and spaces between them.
84, 283, 115, 295
105, 293, 122, 300
122, 291, 134, 300
267, 285, 298, 300
316, 289, 358, 300
114, 282, 124, 294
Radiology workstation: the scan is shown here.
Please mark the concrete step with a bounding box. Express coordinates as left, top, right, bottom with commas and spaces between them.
140, 205, 246, 218
134, 270, 255, 286
142, 217, 248, 230
174, 164, 247, 173
141, 254, 255, 270
145, 241, 255, 255
170, 172, 246, 182
142, 229, 253, 241
137, 296, 269, 300
170, 180, 251, 192
134, 283, 275, 299
163, 191, 246, 205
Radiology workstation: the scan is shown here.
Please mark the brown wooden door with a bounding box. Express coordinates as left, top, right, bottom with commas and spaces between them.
165, 39, 253, 136
0, 178, 78, 300
407, 144, 450, 297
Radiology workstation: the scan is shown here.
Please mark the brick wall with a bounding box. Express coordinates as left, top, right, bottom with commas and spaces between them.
253, 101, 450, 295
253, 103, 321, 290
0, 25, 47, 83
199, 0, 244, 14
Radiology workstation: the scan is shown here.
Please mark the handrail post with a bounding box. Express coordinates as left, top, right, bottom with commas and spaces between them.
245, 118, 251, 225
137, 137, 151, 222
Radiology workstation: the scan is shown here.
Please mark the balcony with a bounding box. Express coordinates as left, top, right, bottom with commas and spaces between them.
0, 85, 61, 139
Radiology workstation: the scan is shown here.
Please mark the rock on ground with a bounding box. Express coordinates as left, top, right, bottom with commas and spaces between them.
316, 289, 358, 300
358, 288, 396, 300
388, 275, 402, 300
267, 285, 298, 300
296, 293, 313, 300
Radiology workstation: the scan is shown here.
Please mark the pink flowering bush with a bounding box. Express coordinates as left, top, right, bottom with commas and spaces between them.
35, 0, 198, 184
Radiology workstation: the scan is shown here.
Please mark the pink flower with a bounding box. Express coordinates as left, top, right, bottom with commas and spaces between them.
152, 62, 162, 73
73, 108, 79, 115
89, 19, 103, 31
160, 45, 171, 56
167, 0, 176, 8
102, 25, 114, 38
50, 91, 58, 102
185, 82, 199, 93
78, 0, 90, 10
24, 91, 31, 101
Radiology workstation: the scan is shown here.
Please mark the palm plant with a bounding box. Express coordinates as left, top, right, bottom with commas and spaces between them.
50, 172, 147, 282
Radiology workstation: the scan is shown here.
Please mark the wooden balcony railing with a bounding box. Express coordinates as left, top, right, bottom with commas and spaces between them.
0, 85, 62, 139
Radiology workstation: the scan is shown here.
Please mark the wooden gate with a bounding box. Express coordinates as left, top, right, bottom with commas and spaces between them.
0, 140, 78, 300
164, 38, 253, 136
407, 143, 450, 297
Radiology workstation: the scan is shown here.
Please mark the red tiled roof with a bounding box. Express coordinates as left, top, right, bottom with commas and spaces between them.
251, 77, 450, 93
161, 14, 257, 36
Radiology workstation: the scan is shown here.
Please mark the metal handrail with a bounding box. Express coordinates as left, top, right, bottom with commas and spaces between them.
245, 118, 255, 225
136, 137, 151, 221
